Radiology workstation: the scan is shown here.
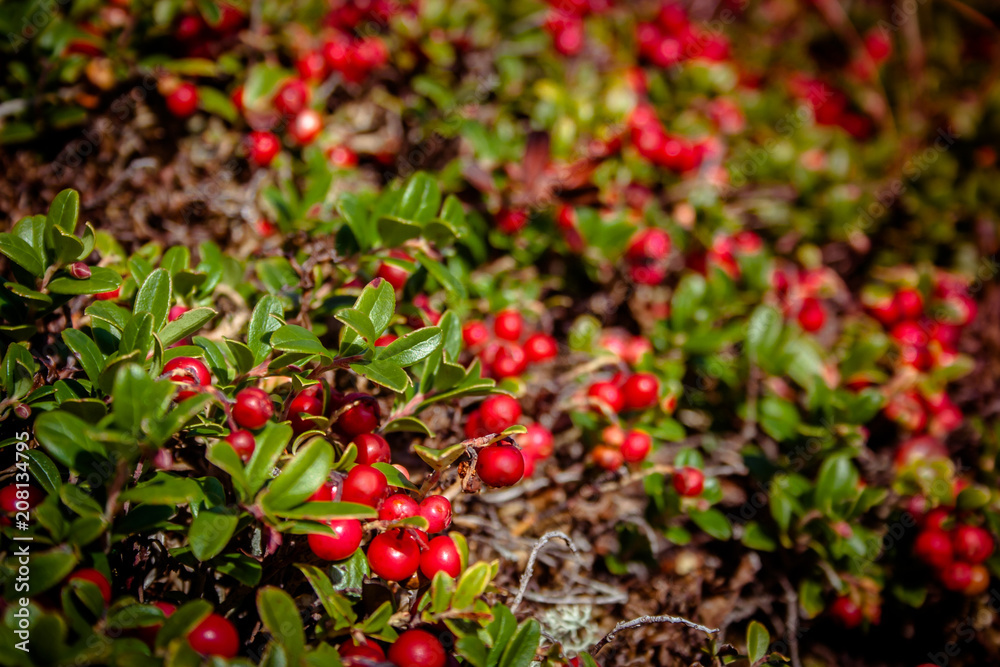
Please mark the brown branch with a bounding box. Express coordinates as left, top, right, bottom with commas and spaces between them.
589, 614, 720, 656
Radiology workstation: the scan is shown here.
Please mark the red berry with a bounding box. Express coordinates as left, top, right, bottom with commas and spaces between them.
496, 209, 528, 234
893, 288, 924, 320
491, 343, 527, 379
462, 321, 490, 349
476, 442, 525, 487
952, 525, 994, 564
380, 494, 418, 522
290, 109, 323, 145
480, 395, 522, 432
894, 435, 948, 467
342, 465, 388, 508
297, 51, 327, 82
175, 14, 205, 41
0, 484, 43, 513
923, 508, 951, 532
625, 229, 671, 263
353, 36, 389, 70
524, 332, 558, 363
95, 287, 121, 301
521, 423, 554, 458
233, 387, 273, 430
494, 310, 524, 342
168, 305, 189, 322
914, 529, 953, 569
939, 561, 973, 592
340, 640, 386, 665
308, 519, 363, 561
621, 430, 652, 463
464, 410, 488, 439
673, 467, 704, 496
247, 131, 281, 167
333, 393, 381, 438
137, 601, 177, 645
329, 145, 358, 168
163, 356, 211, 401
866, 295, 899, 326
591, 444, 624, 471
288, 389, 324, 433
188, 613, 239, 658
418, 495, 452, 534
375, 334, 398, 346
388, 629, 447, 667
890, 321, 928, 347
376, 255, 412, 291
829, 596, 862, 629
621, 373, 659, 411
797, 298, 826, 332
68, 568, 111, 604
309, 480, 339, 502
587, 381, 624, 413
274, 79, 310, 117
352, 433, 391, 465
166, 82, 199, 118
225, 430, 256, 462
420, 535, 462, 579
368, 528, 422, 581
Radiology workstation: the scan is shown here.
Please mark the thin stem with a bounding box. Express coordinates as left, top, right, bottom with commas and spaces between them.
589, 614, 719, 656
511, 531, 581, 613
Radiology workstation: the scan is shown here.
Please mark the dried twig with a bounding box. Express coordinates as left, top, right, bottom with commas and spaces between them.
589, 614, 720, 656
511, 531, 581, 612
779, 576, 803, 667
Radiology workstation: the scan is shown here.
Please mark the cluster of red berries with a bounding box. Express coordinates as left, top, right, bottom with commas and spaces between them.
771, 263, 838, 333
623, 227, 672, 286
635, 2, 730, 69
913, 513, 994, 596
787, 74, 873, 140
689, 231, 763, 281
462, 310, 558, 380
173, 3, 245, 60
339, 628, 450, 667
628, 103, 708, 174
542, 0, 612, 57
464, 395, 551, 479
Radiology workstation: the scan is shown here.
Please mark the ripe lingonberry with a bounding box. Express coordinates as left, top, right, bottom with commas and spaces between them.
375, 334, 397, 346
621, 373, 659, 411
418, 495, 452, 534
890, 321, 928, 347
233, 387, 273, 429
68, 568, 111, 604
163, 357, 211, 401
333, 393, 381, 438
587, 381, 625, 414
462, 321, 490, 349
673, 467, 704, 496
476, 442, 525, 487
420, 535, 462, 579
166, 82, 199, 118
496, 209, 528, 234
376, 251, 412, 291
291, 109, 323, 145
491, 342, 527, 379
524, 332, 558, 363
388, 629, 447, 667
95, 287, 121, 301
464, 410, 487, 439
625, 228, 671, 263
380, 494, 419, 522
964, 564, 990, 596
521, 424, 554, 458
288, 388, 324, 433
188, 613, 240, 658
309, 480, 340, 502
342, 465, 388, 508
353, 433, 391, 465
137, 601, 177, 644
939, 561, 973, 592
367, 528, 422, 582
922, 508, 951, 532
591, 444, 624, 471
480, 395, 522, 432
893, 287, 924, 320
328, 145, 358, 168
225, 430, 256, 462
168, 305, 189, 322
340, 640, 386, 665
914, 529, 953, 568
274, 79, 310, 117
797, 297, 826, 332
0, 484, 43, 513
494, 310, 524, 342
829, 596, 862, 629
247, 131, 281, 167
620, 430, 652, 463
952, 525, 994, 564
308, 519, 363, 561
296, 51, 327, 81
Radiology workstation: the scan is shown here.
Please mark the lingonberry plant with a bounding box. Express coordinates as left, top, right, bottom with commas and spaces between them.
2, 0, 999, 665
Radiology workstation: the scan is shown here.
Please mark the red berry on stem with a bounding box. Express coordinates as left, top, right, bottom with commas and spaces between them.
420, 535, 462, 579
914, 529, 953, 569
342, 465, 388, 507
418, 495, 452, 534
340, 640, 386, 664
893, 287, 924, 320
387, 629, 447, 667
476, 442, 525, 487
68, 568, 111, 604
621, 430, 652, 463
297, 51, 327, 81
591, 444, 624, 471
496, 209, 528, 234
521, 423, 554, 458
380, 494, 418, 522
233, 387, 273, 430
494, 310, 524, 342
274, 79, 310, 117
368, 528, 422, 582
587, 381, 624, 414
225, 430, 256, 462
352, 433, 391, 465
797, 297, 826, 332
95, 287, 121, 301
329, 145, 358, 168
291, 109, 323, 145
625, 229, 671, 263
491, 343, 527, 379
952, 525, 994, 564
309, 480, 339, 502
621, 373, 659, 411
673, 467, 704, 496
376, 253, 412, 291
247, 131, 281, 167
166, 82, 199, 118
188, 613, 240, 658
940, 561, 973, 592
524, 332, 558, 363
333, 393, 381, 438
308, 519, 363, 560
288, 388, 324, 433
829, 596, 862, 629
163, 357, 211, 401
462, 321, 490, 349
480, 395, 522, 432
168, 305, 189, 322
0, 484, 43, 513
